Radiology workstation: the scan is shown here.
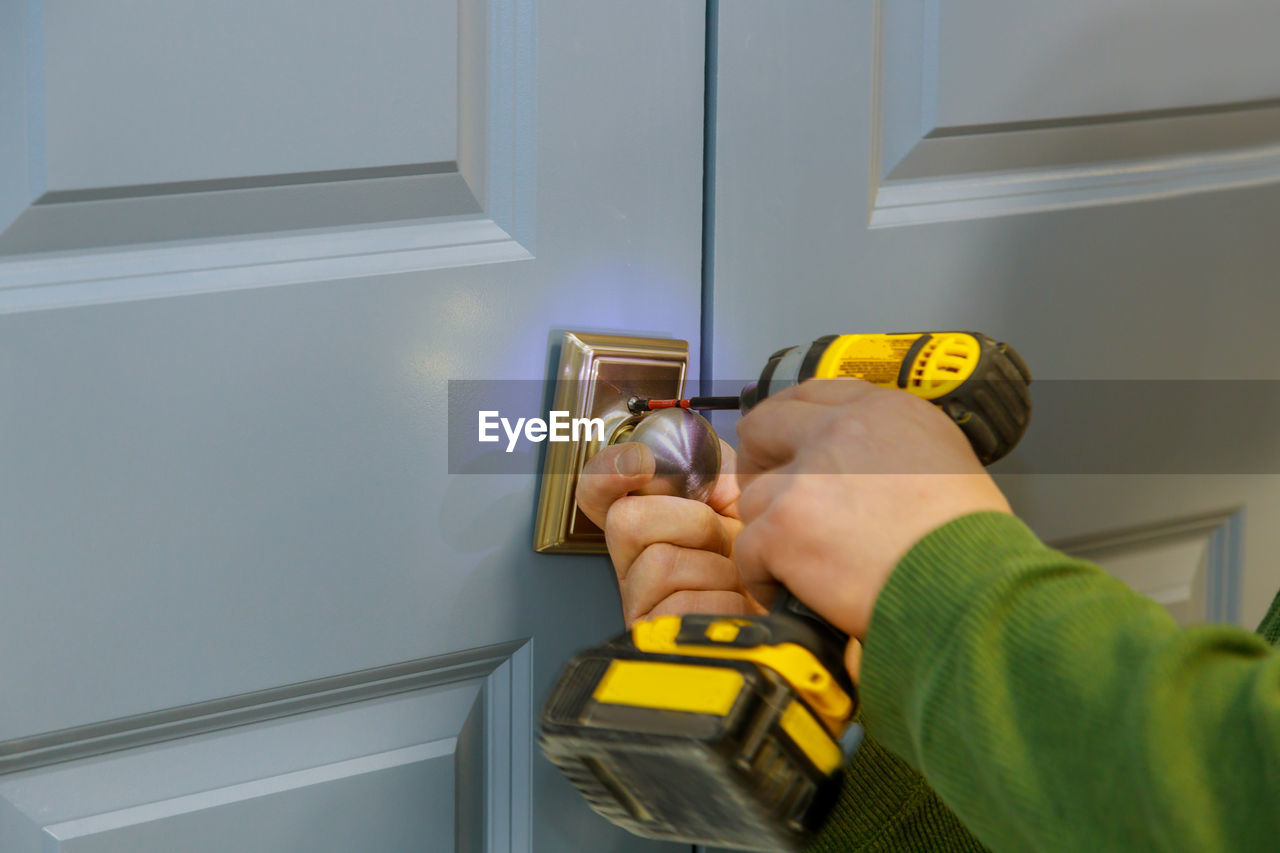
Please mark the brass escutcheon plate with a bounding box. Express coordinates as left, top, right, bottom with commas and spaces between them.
533, 331, 687, 553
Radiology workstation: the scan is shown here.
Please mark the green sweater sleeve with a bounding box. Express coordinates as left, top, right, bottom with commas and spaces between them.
851, 511, 1280, 851
806, 728, 988, 852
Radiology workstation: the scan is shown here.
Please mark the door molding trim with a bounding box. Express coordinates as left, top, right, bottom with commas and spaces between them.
0, 217, 531, 314
0, 638, 528, 775
1049, 508, 1244, 625
867, 0, 1280, 228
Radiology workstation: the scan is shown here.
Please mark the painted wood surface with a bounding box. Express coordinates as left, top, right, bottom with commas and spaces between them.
0, 1, 701, 850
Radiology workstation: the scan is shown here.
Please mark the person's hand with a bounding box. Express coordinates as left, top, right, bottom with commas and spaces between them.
733, 378, 1012, 641
576, 440, 766, 627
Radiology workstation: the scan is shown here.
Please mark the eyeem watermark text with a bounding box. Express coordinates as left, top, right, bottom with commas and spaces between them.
478, 411, 606, 452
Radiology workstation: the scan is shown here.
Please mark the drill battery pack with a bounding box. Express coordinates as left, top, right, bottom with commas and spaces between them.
539, 614, 857, 852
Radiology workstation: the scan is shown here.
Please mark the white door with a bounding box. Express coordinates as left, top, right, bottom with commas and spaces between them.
708, 1, 1280, 635
0, 2, 703, 850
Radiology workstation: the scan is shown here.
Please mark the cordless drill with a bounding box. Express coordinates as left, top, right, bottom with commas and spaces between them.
540, 332, 1032, 851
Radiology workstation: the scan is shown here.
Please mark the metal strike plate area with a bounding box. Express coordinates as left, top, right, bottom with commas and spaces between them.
534, 332, 687, 553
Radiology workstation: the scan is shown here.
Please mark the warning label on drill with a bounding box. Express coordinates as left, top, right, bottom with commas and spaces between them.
832, 359, 899, 384
821, 335, 920, 386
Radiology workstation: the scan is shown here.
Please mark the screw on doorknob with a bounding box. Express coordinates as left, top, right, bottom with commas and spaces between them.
610, 407, 721, 503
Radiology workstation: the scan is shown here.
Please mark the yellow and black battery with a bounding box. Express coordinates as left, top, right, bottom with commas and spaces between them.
540, 605, 858, 851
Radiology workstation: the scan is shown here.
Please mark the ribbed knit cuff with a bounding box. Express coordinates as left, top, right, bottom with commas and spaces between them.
806, 730, 929, 851
860, 511, 1050, 765
806, 730, 989, 852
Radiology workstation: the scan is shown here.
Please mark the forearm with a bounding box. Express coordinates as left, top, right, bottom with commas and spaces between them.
862, 512, 1280, 850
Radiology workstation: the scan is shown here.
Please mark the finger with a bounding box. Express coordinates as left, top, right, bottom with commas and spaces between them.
605, 495, 732, 578
576, 442, 655, 529
645, 589, 762, 623
783, 376, 881, 406
734, 398, 836, 491
620, 543, 746, 624
734, 379, 884, 490
706, 439, 742, 521
734, 460, 795, 525
729, 518, 782, 609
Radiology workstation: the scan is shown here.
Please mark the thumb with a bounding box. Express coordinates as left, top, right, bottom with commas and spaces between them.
576, 442, 656, 528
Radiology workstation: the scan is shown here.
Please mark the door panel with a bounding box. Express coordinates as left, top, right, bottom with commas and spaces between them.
0, 1, 701, 850
873, 3, 1280, 225
43, 1, 458, 189
710, 0, 1280, 648
930, 0, 1280, 124
6, 685, 474, 852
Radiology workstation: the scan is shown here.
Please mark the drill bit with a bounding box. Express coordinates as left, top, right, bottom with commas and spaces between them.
627, 395, 741, 415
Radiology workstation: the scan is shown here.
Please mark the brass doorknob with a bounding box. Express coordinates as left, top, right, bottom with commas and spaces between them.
611, 408, 721, 503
